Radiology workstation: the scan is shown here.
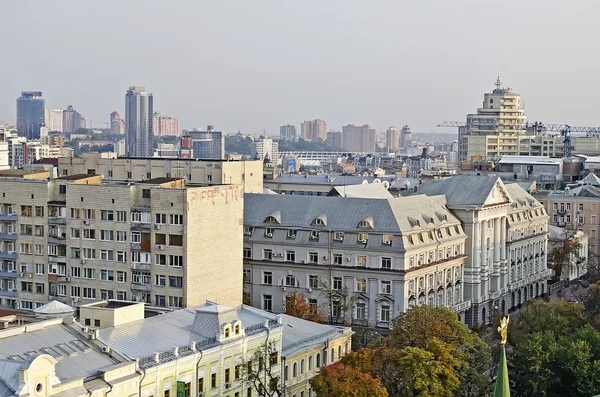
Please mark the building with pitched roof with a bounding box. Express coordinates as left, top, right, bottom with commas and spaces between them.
415, 175, 550, 324
243, 193, 471, 328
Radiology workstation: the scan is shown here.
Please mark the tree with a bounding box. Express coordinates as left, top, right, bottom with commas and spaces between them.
582, 283, 600, 329
284, 290, 325, 323
548, 234, 581, 282
587, 255, 600, 283
310, 363, 388, 397
318, 263, 357, 325
240, 341, 282, 397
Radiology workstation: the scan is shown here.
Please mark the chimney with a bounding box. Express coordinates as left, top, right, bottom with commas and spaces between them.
173, 347, 179, 357
154, 352, 160, 363
191, 342, 197, 352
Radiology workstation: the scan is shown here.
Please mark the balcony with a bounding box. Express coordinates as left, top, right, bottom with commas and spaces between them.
131, 283, 151, 292
132, 263, 152, 271
0, 270, 18, 278
48, 233, 67, 243
0, 233, 17, 241
0, 289, 18, 297
48, 217, 67, 225
0, 214, 17, 222
131, 222, 152, 231
0, 252, 18, 260
452, 300, 471, 313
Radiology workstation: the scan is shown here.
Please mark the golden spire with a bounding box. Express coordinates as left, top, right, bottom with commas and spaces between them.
498, 315, 509, 345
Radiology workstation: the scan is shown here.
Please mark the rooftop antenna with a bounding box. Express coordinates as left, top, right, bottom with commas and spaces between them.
495, 75, 502, 90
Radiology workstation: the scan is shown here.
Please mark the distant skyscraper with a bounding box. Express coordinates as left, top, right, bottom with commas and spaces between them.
62, 105, 86, 133
44, 108, 64, 132
326, 131, 343, 149
251, 137, 279, 165
301, 119, 327, 141
110, 111, 125, 135
125, 86, 153, 157
400, 125, 413, 148
183, 125, 224, 159
17, 91, 45, 139
386, 126, 400, 151
279, 124, 297, 141
341, 124, 377, 152
152, 112, 180, 136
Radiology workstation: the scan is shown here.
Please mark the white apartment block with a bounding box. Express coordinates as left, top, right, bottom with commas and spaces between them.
243, 194, 471, 328
417, 175, 550, 325
251, 138, 279, 164
57, 153, 264, 193
0, 174, 244, 311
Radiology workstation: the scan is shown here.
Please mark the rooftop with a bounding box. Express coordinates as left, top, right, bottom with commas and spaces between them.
57, 174, 98, 181
415, 175, 510, 207
267, 174, 397, 186
498, 156, 563, 165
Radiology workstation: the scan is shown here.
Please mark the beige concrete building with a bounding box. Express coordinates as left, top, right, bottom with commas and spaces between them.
301, 119, 327, 142
57, 153, 264, 193
386, 126, 400, 151
341, 124, 377, 152
0, 174, 244, 310
152, 112, 180, 136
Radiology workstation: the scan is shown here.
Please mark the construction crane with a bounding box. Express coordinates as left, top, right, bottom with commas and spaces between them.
438, 121, 600, 159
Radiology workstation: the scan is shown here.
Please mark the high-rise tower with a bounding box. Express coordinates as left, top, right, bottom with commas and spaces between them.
125, 86, 153, 157
16, 91, 45, 140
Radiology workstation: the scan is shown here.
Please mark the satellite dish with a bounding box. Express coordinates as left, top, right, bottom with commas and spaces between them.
382, 181, 390, 189
373, 178, 381, 184
404, 180, 411, 189
362, 180, 369, 184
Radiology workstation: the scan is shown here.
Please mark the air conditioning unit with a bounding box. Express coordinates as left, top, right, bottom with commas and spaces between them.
289, 234, 296, 239
65, 277, 71, 282
323, 256, 327, 260
73, 297, 80, 303
83, 220, 90, 225
81, 259, 86, 264
198, 393, 205, 397
346, 257, 351, 262
14, 303, 20, 309
383, 240, 392, 245
81, 327, 89, 332
26, 274, 32, 278
158, 245, 165, 250
18, 272, 24, 278
281, 287, 287, 291
309, 235, 318, 240
359, 239, 367, 244
225, 382, 231, 389
266, 233, 273, 238
154, 224, 161, 230
308, 287, 313, 293
102, 347, 111, 354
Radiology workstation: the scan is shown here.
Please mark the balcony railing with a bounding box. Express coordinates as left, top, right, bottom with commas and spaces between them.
452, 300, 471, 313
132, 263, 151, 271
0, 289, 18, 297
0, 270, 18, 278
131, 283, 151, 292
0, 214, 18, 222
0, 233, 18, 241
0, 252, 18, 260
48, 217, 67, 224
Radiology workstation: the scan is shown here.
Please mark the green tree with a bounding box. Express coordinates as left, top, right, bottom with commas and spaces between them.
582, 283, 600, 327
547, 234, 581, 282
310, 363, 388, 397
240, 341, 282, 397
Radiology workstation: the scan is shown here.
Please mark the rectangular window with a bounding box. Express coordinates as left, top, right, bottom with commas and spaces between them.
71, 286, 81, 297
167, 255, 182, 267
357, 255, 367, 267
382, 235, 393, 245
21, 205, 33, 217
116, 251, 127, 262
35, 206, 44, 217
20, 224, 32, 236
309, 230, 319, 240
34, 225, 44, 237
380, 304, 391, 322
333, 254, 343, 265
100, 230, 114, 241
579, 203, 584, 211
155, 233, 166, 244
100, 210, 114, 221
169, 214, 183, 225
356, 301, 366, 320
308, 298, 318, 314
116, 231, 127, 242
308, 252, 318, 264
142, 189, 151, 199
34, 244, 44, 255
169, 276, 183, 288
71, 266, 81, 278
243, 269, 252, 283
381, 257, 392, 269
155, 254, 166, 265
332, 277, 342, 290
566, 203, 571, 211
263, 272, 272, 285
356, 278, 367, 292
286, 251, 296, 262
156, 295, 166, 307
309, 275, 319, 289
263, 295, 273, 311
71, 228, 81, 238
101, 269, 114, 281
155, 213, 167, 224
82, 248, 96, 259
131, 232, 141, 243
381, 281, 392, 294
168, 234, 183, 246
116, 211, 127, 222
20, 243, 32, 254
83, 287, 96, 299
83, 229, 96, 239
263, 249, 273, 260
83, 268, 95, 279
35, 263, 44, 275
70, 208, 81, 219
243, 248, 252, 258
156, 275, 166, 286
357, 233, 368, 243
287, 229, 297, 239
84, 209, 95, 220
116, 271, 127, 283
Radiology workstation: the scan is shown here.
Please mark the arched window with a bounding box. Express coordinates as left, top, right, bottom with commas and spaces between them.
293, 362, 298, 377
308, 356, 313, 370
224, 327, 230, 338
345, 343, 349, 354
284, 365, 289, 381
264, 216, 278, 223
338, 346, 342, 359
331, 348, 335, 362
235, 324, 240, 335
285, 275, 298, 287
300, 359, 305, 374
316, 353, 321, 368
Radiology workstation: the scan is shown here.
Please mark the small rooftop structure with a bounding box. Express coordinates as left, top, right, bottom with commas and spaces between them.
33, 301, 75, 319
327, 183, 393, 199
498, 156, 563, 166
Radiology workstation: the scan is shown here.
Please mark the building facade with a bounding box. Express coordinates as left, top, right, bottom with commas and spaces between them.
243, 194, 471, 328
183, 126, 224, 160
250, 138, 279, 164
152, 112, 180, 136
416, 176, 551, 325
62, 105, 86, 133
110, 111, 125, 135
44, 109, 64, 132
17, 92, 45, 140
125, 86, 153, 157
0, 175, 244, 310
280, 124, 297, 141
400, 125, 412, 148
301, 120, 327, 142
386, 126, 400, 151
341, 124, 377, 152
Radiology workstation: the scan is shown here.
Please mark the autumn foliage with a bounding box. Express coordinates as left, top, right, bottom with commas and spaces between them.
310, 362, 388, 397
284, 290, 325, 323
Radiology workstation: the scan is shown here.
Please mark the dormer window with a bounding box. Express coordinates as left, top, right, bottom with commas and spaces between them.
265, 216, 279, 224
312, 218, 325, 226
225, 326, 231, 338
265, 228, 274, 238
244, 226, 253, 236
357, 217, 373, 229
235, 324, 240, 335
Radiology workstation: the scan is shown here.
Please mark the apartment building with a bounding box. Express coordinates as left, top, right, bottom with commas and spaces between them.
416, 175, 550, 324
341, 124, 377, 152
0, 174, 244, 310
57, 153, 264, 193
0, 299, 351, 397
243, 193, 471, 328
534, 182, 600, 256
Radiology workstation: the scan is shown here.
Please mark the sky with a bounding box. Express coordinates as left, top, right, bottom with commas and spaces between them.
1, 0, 599, 136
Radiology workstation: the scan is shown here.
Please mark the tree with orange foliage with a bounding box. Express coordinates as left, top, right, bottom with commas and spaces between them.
284, 290, 325, 323
310, 363, 388, 397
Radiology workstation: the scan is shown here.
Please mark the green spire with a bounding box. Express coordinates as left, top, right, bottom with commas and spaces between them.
493, 345, 510, 397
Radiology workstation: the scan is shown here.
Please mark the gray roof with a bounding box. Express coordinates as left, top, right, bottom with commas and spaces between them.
328, 183, 393, 199
0, 359, 22, 393
0, 323, 117, 385
504, 183, 544, 212
33, 301, 75, 315
280, 314, 350, 357
416, 175, 507, 207
191, 305, 241, 338
581, 173, 600, 186
267, 174, 396, 186
244, 194, 462, 235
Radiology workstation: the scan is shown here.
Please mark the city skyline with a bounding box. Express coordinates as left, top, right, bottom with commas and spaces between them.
1, 1, 599, 136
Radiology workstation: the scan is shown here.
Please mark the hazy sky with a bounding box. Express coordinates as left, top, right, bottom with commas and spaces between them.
1, 1, 599, 136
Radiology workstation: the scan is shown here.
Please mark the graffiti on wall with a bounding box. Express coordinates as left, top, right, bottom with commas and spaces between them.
189, 185, 242, 206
